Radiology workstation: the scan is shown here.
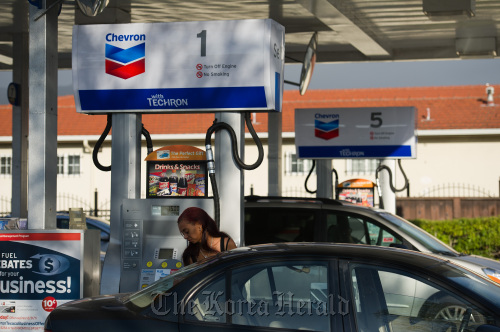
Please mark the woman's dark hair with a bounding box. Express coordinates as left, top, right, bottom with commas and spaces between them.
177, 207, 229, 265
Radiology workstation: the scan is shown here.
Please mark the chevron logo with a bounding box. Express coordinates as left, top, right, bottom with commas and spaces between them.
105, 43, 145, 79
315, 119, 339, 140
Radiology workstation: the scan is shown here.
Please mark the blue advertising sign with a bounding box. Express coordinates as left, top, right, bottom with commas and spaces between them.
0, 232, 83, 331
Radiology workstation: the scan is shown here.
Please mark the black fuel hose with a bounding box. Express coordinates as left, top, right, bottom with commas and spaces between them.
305, 160, 316, 194
304, 160, 339, 197
205, 112, 264, 170
93, 115, 154, 172
205, 112, 264, 228
332, 168, 339, 198
375, 159, 409, 209
141, 125, 153, 155
93, 114, 112, 172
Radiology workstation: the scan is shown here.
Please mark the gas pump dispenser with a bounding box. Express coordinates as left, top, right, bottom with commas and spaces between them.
72, 19, 285, 294
119, 198, 213, 291
118, 145, 213, 292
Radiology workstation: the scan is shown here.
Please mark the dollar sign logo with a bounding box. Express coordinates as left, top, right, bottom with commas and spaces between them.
44, 258, 54, 273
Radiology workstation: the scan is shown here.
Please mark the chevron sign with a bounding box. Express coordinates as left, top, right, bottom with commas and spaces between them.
105, 42, 145, 79
295, 107, 416, 159
73, 20, 285, 113
315, 119, 339, 140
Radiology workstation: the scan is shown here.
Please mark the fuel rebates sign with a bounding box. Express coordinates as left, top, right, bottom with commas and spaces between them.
73, 19, 285, 114
295, 107, 416, 159
0, 232, 82, 331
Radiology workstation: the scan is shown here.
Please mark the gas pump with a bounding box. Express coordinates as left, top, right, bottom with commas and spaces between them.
304, 161, 376, 207
337, 178, 376, 207
72, 19, 285, 294
116, 145, 213, 292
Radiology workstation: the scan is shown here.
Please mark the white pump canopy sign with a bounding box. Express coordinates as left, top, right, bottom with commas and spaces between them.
72, 19, 285, 114
295, 107, 417, 159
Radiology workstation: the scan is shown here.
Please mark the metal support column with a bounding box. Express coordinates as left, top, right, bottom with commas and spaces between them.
215, 112, 244, 247
11, 27, 29, 218
100, 113, 142, 295
268, 112, 282, 196
316, 159, 333, 199
27, 0, 58, 229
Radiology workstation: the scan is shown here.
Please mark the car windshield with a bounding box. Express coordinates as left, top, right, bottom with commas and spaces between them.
378, 212, 459, 255
122, 257, 215, 309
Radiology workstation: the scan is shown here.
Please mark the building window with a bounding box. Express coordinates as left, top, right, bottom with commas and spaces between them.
57, 156, 64, 175
0, 157, 11, 175
285, 152, 314, 175
68, 155, 80, 175
346, 159, 379, 175
57, 155, 81, 176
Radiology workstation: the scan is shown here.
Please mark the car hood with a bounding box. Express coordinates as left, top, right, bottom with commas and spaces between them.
47, 294, 133, 320
451, 254, 500, 269
45, 294, 174, 331
444, 253, 500, 277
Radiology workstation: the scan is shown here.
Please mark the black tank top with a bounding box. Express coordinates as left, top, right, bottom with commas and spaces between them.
191, 235, 229, 263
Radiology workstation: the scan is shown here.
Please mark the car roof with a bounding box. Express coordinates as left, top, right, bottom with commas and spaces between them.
216, 242, 448, 270
245, 195, 344, 206
244, 195, 385, 213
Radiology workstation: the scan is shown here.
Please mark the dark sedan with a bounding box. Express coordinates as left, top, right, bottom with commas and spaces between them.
45, 244, 500, 332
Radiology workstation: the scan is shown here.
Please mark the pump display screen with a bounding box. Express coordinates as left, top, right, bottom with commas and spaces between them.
151, 205, 180, 216
158, 248, 174, 259
147, 161, 208, 198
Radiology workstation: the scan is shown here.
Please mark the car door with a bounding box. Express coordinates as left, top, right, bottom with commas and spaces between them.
338, 260, 496, 332
179, 258, 342, 332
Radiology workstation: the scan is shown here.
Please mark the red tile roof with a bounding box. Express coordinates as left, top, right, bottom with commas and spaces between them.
1, 85, 499, 137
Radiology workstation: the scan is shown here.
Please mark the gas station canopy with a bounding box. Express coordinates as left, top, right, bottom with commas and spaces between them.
0, 0, 499, 70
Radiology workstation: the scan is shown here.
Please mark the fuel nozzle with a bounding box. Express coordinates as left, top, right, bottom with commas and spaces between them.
206, 144, 215, 175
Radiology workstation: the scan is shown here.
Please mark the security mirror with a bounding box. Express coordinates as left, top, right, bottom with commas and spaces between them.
299, 32, 318, 96
76, 0, 109, 17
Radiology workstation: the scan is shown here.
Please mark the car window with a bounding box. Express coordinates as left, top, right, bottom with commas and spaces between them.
326, 212, 403, 247
379, 212, 457, 254
231, 261, 330, 331
56, 217, 69, 229
326, 213, 365, 244
185, 274, 226, 323
124, 262, 204, 309
245, 207, 317, 245
349, 264, 494, 332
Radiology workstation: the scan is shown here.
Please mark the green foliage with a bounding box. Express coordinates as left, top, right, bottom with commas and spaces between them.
411, 217, 500, 260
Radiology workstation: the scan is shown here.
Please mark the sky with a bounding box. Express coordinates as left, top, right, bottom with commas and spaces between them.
285, 58, 500, 92
1, 58, 500, 104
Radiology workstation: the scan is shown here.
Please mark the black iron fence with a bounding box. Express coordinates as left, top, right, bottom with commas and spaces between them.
0, 192, 111, 220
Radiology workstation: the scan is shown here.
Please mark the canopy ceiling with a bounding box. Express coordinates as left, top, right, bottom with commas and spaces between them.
0, 0, 499, 70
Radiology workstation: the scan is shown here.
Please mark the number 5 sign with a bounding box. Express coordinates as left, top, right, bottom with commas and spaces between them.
73, 19, 285, 114
295, 107, 417, 159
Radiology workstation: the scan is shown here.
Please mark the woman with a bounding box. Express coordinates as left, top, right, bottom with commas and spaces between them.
177, 207, 237, 266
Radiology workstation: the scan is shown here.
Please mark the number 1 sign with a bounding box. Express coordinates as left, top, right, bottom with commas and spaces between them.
73, 19, 285, 114
295, 107, 417, 159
